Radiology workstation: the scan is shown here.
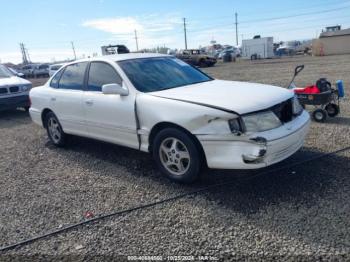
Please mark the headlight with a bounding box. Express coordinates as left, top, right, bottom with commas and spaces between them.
228, 118, 242, 135
242, 110, 282, 133
292, 95, 303, 115
22, 84, 32, 91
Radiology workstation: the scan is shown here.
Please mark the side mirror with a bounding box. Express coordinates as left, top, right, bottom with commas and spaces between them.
17, 73, 25, 78
102, 83, 129, 96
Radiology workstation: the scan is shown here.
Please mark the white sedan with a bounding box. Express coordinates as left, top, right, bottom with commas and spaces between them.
29, 53, 310, 183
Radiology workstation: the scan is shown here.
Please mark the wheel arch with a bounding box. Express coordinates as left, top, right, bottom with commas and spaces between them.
41, 108, 54, 128
148, 121, 207, 166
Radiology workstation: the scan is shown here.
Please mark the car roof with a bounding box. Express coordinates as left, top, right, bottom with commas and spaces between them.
105, 53, 170, 62
66, 53, 171, 65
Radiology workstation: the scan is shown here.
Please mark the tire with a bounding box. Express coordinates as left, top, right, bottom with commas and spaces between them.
198, 59, 207, 68
45, 112, 66, 147
153, 128, 201, 184
325, 103, 339, 117
312, 109, 327, 122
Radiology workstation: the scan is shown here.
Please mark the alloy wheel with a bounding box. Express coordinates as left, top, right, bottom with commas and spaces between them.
159, 137, 191, 176
48, 117, 62, 144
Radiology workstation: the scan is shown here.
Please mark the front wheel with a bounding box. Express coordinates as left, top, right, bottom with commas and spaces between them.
312, 109, 327, 122
45, 112, 66, 147
153, 128, 201, 184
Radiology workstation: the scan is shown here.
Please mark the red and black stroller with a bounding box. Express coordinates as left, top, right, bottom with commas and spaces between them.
288, 65, 345, 122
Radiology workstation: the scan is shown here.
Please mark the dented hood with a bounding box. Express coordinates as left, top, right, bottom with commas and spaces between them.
149, 80, 294, 114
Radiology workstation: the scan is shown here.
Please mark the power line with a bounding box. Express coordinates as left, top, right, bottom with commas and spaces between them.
186, 5, 350, 34
192, 0, 350, 21
240, 5, 350, 24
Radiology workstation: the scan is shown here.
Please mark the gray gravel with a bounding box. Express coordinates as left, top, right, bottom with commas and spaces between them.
1, 54, 350, 261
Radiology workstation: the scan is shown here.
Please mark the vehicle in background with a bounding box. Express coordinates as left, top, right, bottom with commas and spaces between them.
0, 64, 32, 111
101, 45, 130, 56
29, 53, 309, 183
242, 36, 274, 60
276, 40, 312, 56
33, 64, 49, 78
19, 64, 36, 78
217, 47, 241, 60
49, 63, 64, 77
176, 49, 217, 67
8, 67, 25, 78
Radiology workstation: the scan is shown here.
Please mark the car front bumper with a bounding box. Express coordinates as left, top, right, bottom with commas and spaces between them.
0, 95, 30, 111
197, 110, 310, 169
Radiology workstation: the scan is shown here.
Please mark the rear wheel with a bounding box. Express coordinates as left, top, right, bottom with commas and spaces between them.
153, 128, 201, 183
325, 103, 339, 117
45, 112, 66, 147
312, 109, 327, 122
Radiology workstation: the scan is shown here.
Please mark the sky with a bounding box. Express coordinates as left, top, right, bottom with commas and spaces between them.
1, 0, 350, 64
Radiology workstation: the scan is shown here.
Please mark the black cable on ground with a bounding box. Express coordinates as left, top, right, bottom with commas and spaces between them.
1, 145, 350, 252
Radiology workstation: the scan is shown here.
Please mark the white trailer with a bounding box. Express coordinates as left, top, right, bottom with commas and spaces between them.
242, 37, 274, 59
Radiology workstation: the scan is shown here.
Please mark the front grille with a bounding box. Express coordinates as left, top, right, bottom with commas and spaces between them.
9, 86, 19, 93
271, 98, 293, 123
0, 87, 8, 94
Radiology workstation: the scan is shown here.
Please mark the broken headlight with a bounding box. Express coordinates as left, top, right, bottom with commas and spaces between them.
292, 95, 303, 115
242, 110, 282, 133
228, 118, 242, 135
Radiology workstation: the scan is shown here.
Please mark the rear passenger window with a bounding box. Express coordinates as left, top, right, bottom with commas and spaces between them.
58, 62, 88, 90
87, 62, 122, 92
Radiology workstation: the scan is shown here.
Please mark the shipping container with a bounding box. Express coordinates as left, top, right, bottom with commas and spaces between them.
242, 37, 274, 59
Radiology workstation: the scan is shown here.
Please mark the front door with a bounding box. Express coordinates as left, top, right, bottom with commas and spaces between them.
83, 61, 139, 149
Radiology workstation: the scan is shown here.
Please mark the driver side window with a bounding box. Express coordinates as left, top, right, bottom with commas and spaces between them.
87, 62, 122, 92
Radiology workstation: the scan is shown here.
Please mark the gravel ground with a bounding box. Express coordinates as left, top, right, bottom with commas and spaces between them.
0, 55, 349, 261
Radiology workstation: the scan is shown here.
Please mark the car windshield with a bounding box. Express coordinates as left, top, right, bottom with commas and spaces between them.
39, 64, 49, 69
51, 65, 62, 70
0, 65, 14, 78
118, 57, 213, 92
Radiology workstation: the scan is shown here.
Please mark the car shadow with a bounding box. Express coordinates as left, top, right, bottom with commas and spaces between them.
0, 109, 31, 128
52, 134, 348, 201
47, 135, 350, 249
322, 116, 350, 126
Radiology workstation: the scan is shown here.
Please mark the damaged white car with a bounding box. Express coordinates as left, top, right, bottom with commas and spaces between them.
29, 54, 310, 183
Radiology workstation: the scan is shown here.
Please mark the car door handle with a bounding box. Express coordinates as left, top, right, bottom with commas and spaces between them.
85, 99, 93, 106
51, 97, 56, 101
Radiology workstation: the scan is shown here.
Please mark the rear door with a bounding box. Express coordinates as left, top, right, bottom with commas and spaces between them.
83, 61, 138, 149
48, 62, 88, 136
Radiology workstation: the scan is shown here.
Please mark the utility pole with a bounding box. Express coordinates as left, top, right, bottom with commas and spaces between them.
71, 41, 77, 60
134, 30, 139, 51
26, 47, 31, 63
183, 18, 188, 49
235, 12, 238, 46
20, 43, 29, 64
